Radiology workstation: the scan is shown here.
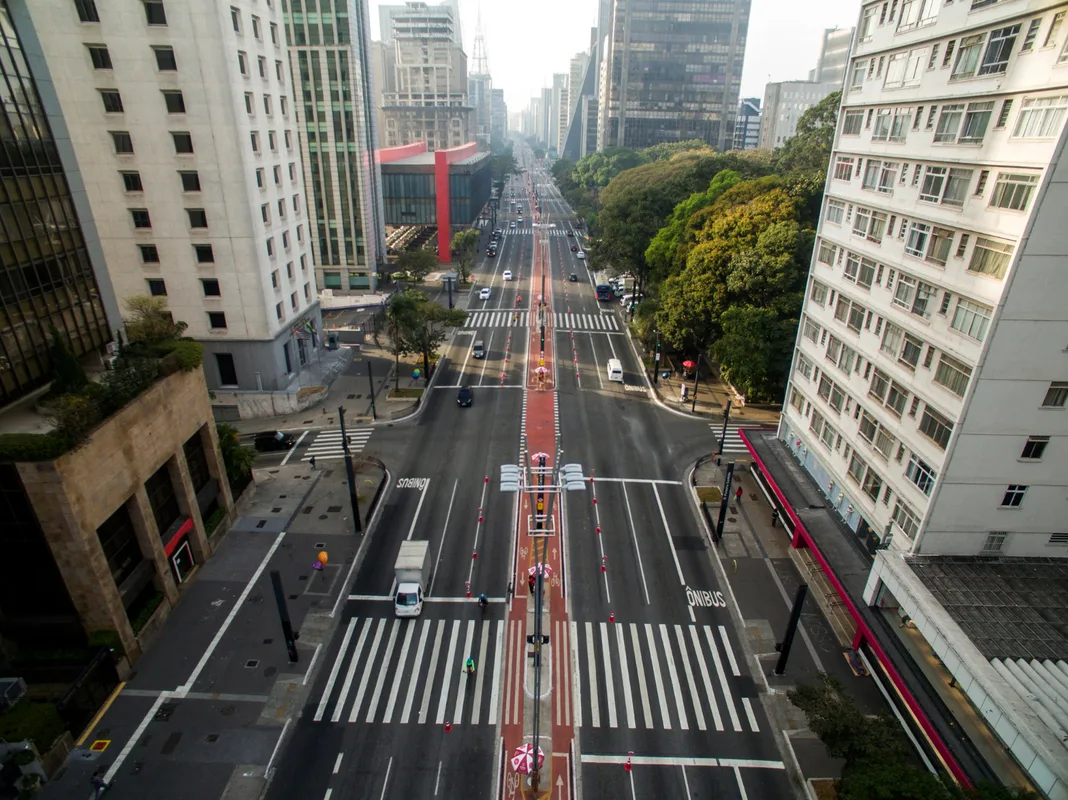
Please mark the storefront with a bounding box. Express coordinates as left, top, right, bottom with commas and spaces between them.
163, 518, 196, 584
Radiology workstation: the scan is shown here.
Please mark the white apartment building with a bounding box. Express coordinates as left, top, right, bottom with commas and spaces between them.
758, 80, 841, 149
13, 0, 320, 393
781, 2, 1068, 794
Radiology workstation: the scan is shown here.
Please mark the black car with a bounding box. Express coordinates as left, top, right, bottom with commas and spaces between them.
486, 248, 497, 257
457, 386, 473, 407
570, 244, 578, 252
254, 430, 295, 452
569, 273, 578, 282
566, 230, 575, 237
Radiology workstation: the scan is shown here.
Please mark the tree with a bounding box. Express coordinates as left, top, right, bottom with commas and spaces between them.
384, 292, 421, 391
775, 89, 842, 175
711, 306, 795, 402
450, 229, 481, 284
216, 423, 255, 485
397, 291, 467, 378
492, 150, 518, 182
396, 249, 439, 281
122, 295, 188, 346
48, 325, 88, 395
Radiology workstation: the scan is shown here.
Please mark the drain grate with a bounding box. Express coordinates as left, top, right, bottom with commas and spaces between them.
256, 520, 266, 528
302, 506, 313, 514
314, 542, 325, 548
319, 514, 328, 520
327, 505, 342, 513
263, 638, 273, 645
347, 394, 356, 400
206, 734, 219, 743
245, 659, 259, 669
154, 704, 176, 722
271, 507, 282, 513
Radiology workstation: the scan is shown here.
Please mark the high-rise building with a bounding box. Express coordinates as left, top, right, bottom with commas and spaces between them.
379, 1, 471, 151
561, 49, 592, 160
468, 15, 492, 151
733, 97, 761, 150
811, 27, 855, 85
283, 0, 386, 295
778, 3, 1068, 792
490, 88, 507, 148
758, 80, 840, 149
540, 87, 553, 148
14, 0, 321, 393
378, 0, 461, 46
596, 0, 750, 151
0, 1, 115, 407
551, 73, 568, 156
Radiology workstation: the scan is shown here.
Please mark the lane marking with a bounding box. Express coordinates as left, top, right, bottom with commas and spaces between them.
303, 643, 322, 687
579, 754, 785, 769
406, 478, 432, 541
279, 430, 308, 466
585, 622, 600, 728
488, 620, 504, 725
571, 621, 583, 729
417, 620, 446, 723
703, 625, 742, 731
453, 620, 476, 723
630, 624, 653, 729
365, 621, 401, 722
379, 757, 394, 800
621, 483, 651, 605
689, 625, 724, 731
428, 479, 459, 595
674, 624, 707, 731
616, 622, 636, 729
644, 623, 670, 730
314, 618, 356, 722
331, 619, 371, 723
719, 625, 742, 676
659, 623, 689, 730
265, 717, 291, 776
401, 620, 432, 723
735, 766, 749, 800
435, 620, 462, 724
600, 623, 618, 728
347, 618, 386, 722
383, 623, 416, 722
333, 753, 343, 774
472, 620, 491, 722
653, 483, 686, 585
742, 697, 760, 732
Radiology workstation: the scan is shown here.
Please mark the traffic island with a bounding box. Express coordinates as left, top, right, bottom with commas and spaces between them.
521, 580, 554, 798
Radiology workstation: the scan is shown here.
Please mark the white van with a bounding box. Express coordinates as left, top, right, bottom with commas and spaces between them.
607, 358, 623, 382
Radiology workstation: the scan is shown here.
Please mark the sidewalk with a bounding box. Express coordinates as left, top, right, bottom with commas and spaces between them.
691, 458, 888, 798
39, 459, 388, 800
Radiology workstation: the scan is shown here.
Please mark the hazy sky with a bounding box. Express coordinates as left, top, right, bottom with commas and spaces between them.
370, 0, 859, 113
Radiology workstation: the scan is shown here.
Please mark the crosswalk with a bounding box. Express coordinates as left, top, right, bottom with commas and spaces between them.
710, 422, 751, 456
301, 427, 373, 462
464, 310, 532, 328
463, 310, 620, 331
576, 621, 759, 733
553, 312, 620, 332
498, 228, 575, 236
312, 617, 504, 726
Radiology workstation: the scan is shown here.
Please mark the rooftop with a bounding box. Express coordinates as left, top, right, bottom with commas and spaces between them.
379, 150, 490, 168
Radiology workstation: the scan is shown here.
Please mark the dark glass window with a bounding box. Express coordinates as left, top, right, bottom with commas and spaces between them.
172, 131, 193, 153
96, 504, 144, 588
208, 311, 227, 329
183, 432, 211, 492
100, 90, 123, 113
153, 46, 177, 70
75, 0, 100, 22
111, 130, 133, 153
215, 353, 237, 385
187, 208, 207, 228
143, 0, 167, 25
139, 244, 159, 263
163, 90, 185, 113
87, 44, 111, 68
122, 171, 143, 191
130, 208, 151, 228
147, 278, 166, 296
144, 464, 181, 540
180, 171, 200, 191
201, 278, 221, 296
194, 244, 214, 262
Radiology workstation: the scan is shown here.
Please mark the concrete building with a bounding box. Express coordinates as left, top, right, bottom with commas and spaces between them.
811, 26, 855, 84
379, 1, 471, 151
551, 73, 567, 157
490, 87, 507, 148
733, 96, 762, 150
758, 80, 840, 149
596, 0, 750, 151
11, 0, 322, 394
378, 0, 461, 46
540, 87, 552, 149
468, 73, 492, 150
776, 2, 1068, 795
283, 0, 387, 295
561, 48, 594, 161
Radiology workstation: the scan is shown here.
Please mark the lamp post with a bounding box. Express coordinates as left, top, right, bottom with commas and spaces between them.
653, 329, 661, 384
338, 406, 362, 534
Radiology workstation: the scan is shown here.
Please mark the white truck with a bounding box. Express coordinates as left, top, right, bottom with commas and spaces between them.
394, 540, 430, 617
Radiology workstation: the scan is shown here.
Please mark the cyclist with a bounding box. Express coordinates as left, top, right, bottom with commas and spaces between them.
478, 593, 488, 611
464, 657, 476, 677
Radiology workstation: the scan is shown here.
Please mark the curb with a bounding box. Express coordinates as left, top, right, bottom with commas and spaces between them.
622, 327, 707, 421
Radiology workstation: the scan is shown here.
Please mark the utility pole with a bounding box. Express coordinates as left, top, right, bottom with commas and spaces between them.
718, 398, 732, 465
691, 365, 700, 414
775, 584, 809, 675
367, 361, 377, 421
715, 462, 735, 544
338, 406, 362, 533
653, 329, 661, 384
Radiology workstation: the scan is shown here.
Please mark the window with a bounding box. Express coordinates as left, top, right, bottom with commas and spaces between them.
130, 208, 151, 228
304, 282, 311, 301
280, 96, 288, 116
258, 56, 267, 79
143, 0, 167, 25
943, 168, 972, 206
933, 104, 963, 142
951, 33, 985, 79
100, 90, 123, 113
843, 253, 877, 289
300, 254, 308, 272
847, 452, 867, 482
817, 375, 846, 413
282, 231, 290, 249
238, 51, 248, 75
934, 354, 972, 397
251, 15, 261, 40
990, 173, 1037, 211
898, 0, 939, 31
928, 45, 940, 69
264, 95, 272, 115
296, 225, 303, 243
919, 166, 946, 202
1000, 485, 1027, 508
802, 316, 821, 344
834, 295, 867, 333
906, 454, 937, 495
268, 131, 277, 151
796, 350, 814, 380
995, 99, 1013, 129
842, 110, 864, 135
266, 238, 274, 257
851, 61, 867, 91
187, 208, 207, 228
1021, 436, 1049, 460
852, 207, 887, 241
1020, 18, 1042, 52
1045, 11, 1066, 47
968, 237, 1013, 279
817, 241, 837, 266
180, 171, 201, 192
194, 244, 214, 262
277, 199, 285, 218
271, 23, 279, 45
208, 311, 227, 330
286, 262, 294, 281
1041, 381, 1068, 407
275, 303, 284, 321
291, 292, 298, 311
978, 25, 1020, 75
250, 132, 260, 152
147, 278, 167, 297
292, 194, 300, 212
860, 6, 878, 40
276, 60, 285, 81
927, 227, 953, 265
885, 49, 926, 88
163, 90, 186, 113
271, 270, 279, 289
950, 297, 992, 341
87, 44, 112, 69
153, 46, 177, 70
925, 105, 938, 130
75, 0, 100, 22
202, 278, 221, 297
231, 6, 241, 32
171, 131, 193, 154
892, 501, 919, 538
959, 102, 994, 144
861, 467, 883, 501
981, 532, 1006, 554
919, 406, 954, 449
121, 171, 142, 192
834, 157, 855, 181
284, 130, 293, 149
905, 223, 930, 257
261, 203, 269, 224
289, 162, 297, 181
139, 244, 159, 263
872, 109, 893, 141
1015, 96, 1068, 141
826, 335, 857, 374
942, 39, 956, 67
826, 199, 846, 225
811, 280, 829, 305
273, 165, 282, 185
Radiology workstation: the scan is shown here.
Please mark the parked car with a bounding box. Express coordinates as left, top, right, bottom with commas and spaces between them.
479, 287, 491, 300
457, 386, 473, 407
254, 431, 295, 452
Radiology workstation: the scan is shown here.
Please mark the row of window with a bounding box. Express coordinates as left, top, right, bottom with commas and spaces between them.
244, 91, 289, 118
230, 6, 281, 47
823, 198, 1015, 284
834, 153, 1039, 213
76, 0, 166, 26
238, 50, 286, 84
87, 43, 177, 72
841, 95, 1068, 147
127, 197, 301, 232
147, 281, 311, 325
139, 243, 309, 275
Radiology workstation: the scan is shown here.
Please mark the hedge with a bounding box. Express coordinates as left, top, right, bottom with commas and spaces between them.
0, 700, 65, 750
130, 591, 165, 634
0, 431, 72, 462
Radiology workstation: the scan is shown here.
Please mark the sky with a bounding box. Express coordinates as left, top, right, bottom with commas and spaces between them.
370, 0, 859, 114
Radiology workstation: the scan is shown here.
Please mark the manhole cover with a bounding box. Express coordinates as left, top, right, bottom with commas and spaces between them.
319, 514, 328, 520
206, 734, 219, 743
303, 420, 314, 424
245, 659, 259, 669
302, 507, 313, 514
256, 520, 266, 528
327, 506, 342, 513
348, 394, 356, 399
279, 494, 288, 499
220, 705, 235, 717
263, 638, 273, 645
154, 704, 176, 722
264, 666, 277, 678
314, 542, 326, 548
271, 507, 282, 513
298, 575, 308, 581
728, 516, 737, 523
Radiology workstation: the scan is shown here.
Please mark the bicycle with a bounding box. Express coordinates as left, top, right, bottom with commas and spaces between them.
463, 658, 476, 681
478, 594, 489, 617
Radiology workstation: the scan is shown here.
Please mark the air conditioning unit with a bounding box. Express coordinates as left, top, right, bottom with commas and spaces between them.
0, 677, 27, 711
105, 341, 119, 356
103, 354, 120, 370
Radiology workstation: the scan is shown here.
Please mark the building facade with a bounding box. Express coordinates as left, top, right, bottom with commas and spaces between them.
283, 0, 386, 294
379, 1, 471, 151
758, 80, 840, 149
596, 0, 751, 151
12, 0, 322, 393
778, 5, 1068, 790
733, 96, 761, 150
490, 87, 507, 148
468, 72, 492, 150
811, 26, 855, 84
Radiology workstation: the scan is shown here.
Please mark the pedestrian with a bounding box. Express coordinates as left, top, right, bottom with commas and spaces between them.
771, 509, 779, 528
528, 573, 535, 595
735, 486, 743, 506
91, 770, 113, 798
309, 455, 316, 470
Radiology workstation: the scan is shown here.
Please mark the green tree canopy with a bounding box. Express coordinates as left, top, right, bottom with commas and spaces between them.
395, 290, 467, 377
711, 305, 796, 402
450, 228, 480, 283
123, 295, 188, 346
396, 249, 439, 281
48, 325, 88, 395
775, 89, 842, 175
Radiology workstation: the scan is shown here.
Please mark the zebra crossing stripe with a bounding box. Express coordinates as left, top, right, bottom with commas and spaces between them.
690, 625, 724, 731
659, 624, 689, 730
629, 625, 653, 730
333, 618, 372, 723
644, 623, 671, 730
616, 623, 636, 729
586, 622, 600, 728
435, 620, 461, 725
704, 625, 742, 732
383, 622, 416, 723
348, 618, 386, 723
400, 619, 430, 724
675, 625, 706, 731
571, 621, 583, 730
315, 618, 356, 722
418, 620, 446, 724
452, 621, 475, 723
488, 621, 504, 725
600, 623, 618, 728
365, 620, 400, 723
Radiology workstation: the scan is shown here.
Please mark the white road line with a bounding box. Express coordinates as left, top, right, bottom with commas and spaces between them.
581, 478, 684, 485
682, 766, 691, 797
453, 620, 475, 723
383, 622, 416, 723
265, 717, 291, 776
314, 618, 356, 722
436, 620, 461, 724
644, 623, 671, 729
417, 620, 446, 723
331, 619, 371, 723
333, 753, 343, 773
580, 754, 784, 769
616, 623, 636, 729
379, 757, 393, 800
280, 430, 308, 466
570, 621, 582, 729
488, 621, 504, 725
477, 330, 495, 386
620, 483, 651, 605
659, 623, 689, 730
653, 484, 686, 585
555, 621, 562, 724
600, 623, 618, 728
674, 625, 707, 731
734, 766, 749, 800
303, 643, 322, 687
457, 335, 475, 385
348, 618, 386, 722
510, 622, 522, 724
585, 622, 600, 728
629, 624, 653, 730
428, 479, 458, 595
472, 621, 490, 722
406, 479, 431, 541
742, 697, 760, 732
401, 620, 430, 724
365, 621, 400, 722
689, 625, 723, 731
704, 625, 742, 731
589, 332, 605, 390
719, 625, 741, 676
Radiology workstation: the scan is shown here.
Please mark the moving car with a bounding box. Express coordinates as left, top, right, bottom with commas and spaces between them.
473, 341, 485, 359
576, 251, 586, 260
457, 386, 473, 407
569, 273, 578, 282
566, 230, 575, 237
518, 216, 524, 223
486, 248, 497, 257
606, 358, 624, 383
479, 287, 491, 300
570, 244, 578, 252
503, 270, 513, 280
254, 430, 295, 452
510, 221, 517, 228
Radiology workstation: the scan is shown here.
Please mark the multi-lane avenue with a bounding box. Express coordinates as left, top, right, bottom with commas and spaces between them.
265, 151, 794, 799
